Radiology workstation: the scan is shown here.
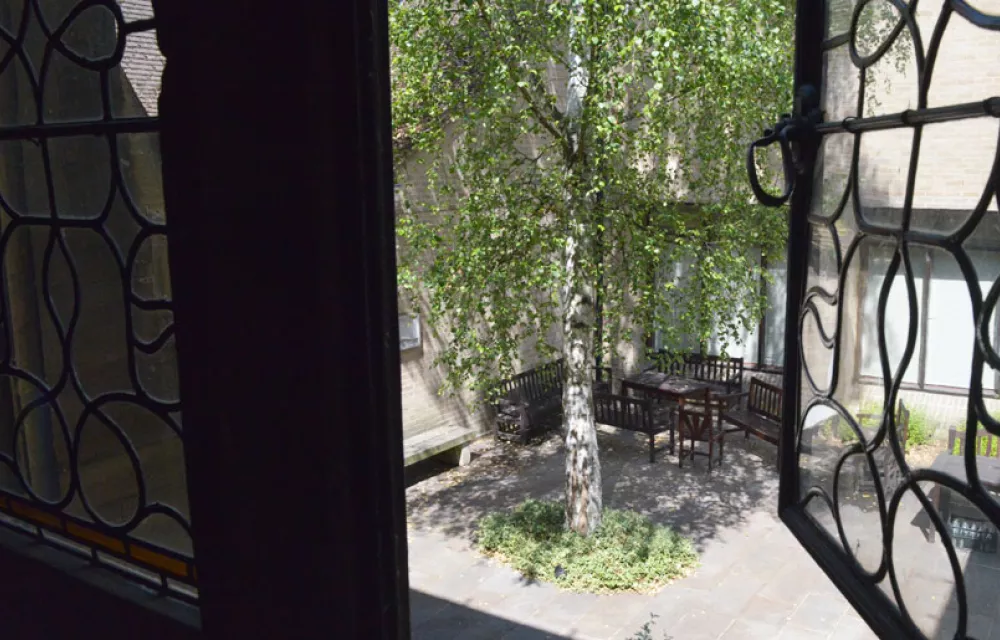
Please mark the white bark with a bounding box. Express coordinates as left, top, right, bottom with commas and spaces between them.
562, 0, 602, 536
562, 226, 602, 535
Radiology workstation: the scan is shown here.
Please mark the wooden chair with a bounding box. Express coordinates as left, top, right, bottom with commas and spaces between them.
677, 389, 727, 472
592, 365, 614, 395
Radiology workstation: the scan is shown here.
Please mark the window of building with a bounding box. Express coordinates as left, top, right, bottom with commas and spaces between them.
858, 238, 1000, 394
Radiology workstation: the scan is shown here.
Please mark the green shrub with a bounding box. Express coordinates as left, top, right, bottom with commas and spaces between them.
859, 402, 933, 451
838, 417, 859, 443
907, 409, 933, 449
818, 415, 858, 443
476, 500, 698, 593
858, 402, 882, 429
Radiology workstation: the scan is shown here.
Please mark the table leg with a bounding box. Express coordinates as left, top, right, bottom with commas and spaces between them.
670, 417, 675, 455
926, 484, 947, 544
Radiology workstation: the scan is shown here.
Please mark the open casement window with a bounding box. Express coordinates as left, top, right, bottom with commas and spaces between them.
755, 0, 1000, 637
0, 1, 408, 638
0, 0, 194, 609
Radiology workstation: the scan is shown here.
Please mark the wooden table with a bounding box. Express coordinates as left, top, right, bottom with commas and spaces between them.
620, 371, 716, 401
919, 453, 1000, 550
620, 372, 717, 455
929, 453, 1000, 488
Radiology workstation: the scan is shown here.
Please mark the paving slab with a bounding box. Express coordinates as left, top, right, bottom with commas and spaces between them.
776, 623, 832, 639
662, 607, 736, 639
787, 593, 850, 634
738, 593, 800, 628
719, 618, 785, 639
412, 601, 517, 640
829, 612, 880, 640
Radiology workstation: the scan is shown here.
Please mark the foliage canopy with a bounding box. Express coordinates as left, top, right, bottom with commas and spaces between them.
391, 0, 794, 395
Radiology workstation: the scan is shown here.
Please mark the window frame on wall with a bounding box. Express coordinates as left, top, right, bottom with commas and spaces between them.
854, 231, 1000, 397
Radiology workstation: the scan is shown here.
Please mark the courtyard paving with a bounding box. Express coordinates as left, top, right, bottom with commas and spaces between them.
405, 430, 881, 639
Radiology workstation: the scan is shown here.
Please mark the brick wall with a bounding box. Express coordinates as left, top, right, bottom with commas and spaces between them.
396, 145, 553, 440
118, 0, 162, 116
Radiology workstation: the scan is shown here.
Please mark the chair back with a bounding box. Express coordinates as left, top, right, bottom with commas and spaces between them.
648, 350, 743, 391
677, 389, 722, 441
593, 393, 653, 434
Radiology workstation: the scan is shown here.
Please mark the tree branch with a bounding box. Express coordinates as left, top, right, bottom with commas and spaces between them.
623, 83, 701, 124
472, 0, 568, 155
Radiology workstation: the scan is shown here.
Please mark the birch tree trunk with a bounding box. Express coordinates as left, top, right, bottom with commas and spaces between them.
562, 221, 602, 535
562, 0, 602, 536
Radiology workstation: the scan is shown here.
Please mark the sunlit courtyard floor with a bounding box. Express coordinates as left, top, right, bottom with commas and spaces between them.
405, 430, 881, 639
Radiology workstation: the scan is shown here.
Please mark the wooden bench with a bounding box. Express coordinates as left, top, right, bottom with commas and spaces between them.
646, 350, 744, 393
492, 360, 565, 444
492, 362, 618, 444
593, 392, 671, 463
948, 426, 1000, 458
721, 377, 782, 446
926, 448, 1000, 551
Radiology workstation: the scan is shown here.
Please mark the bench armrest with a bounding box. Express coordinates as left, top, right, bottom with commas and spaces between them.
716, 391, 748, 400
716, 391, 748, 409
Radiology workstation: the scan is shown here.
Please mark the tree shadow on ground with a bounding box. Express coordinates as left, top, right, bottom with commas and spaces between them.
405, 426, 781, 554
410, 588, 570, 639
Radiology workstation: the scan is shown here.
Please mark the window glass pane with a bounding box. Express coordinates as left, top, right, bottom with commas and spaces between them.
797, 2, 1000, 634
762, 260, 787, 367
708, 248, 762, 362
859, 246, 922, 384
0, 0, 193, 600
924, 248, 999, 391
658, 248, 776, 364
709, 323, 758, 362
653, 251, 696, 352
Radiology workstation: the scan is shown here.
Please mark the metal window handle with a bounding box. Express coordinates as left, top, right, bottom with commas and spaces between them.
747, 86, 821, 208
746, 116, 799, 207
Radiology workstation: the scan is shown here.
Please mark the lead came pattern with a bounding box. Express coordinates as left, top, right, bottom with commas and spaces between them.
793, 0, 1000, 637
0, 0, 193, 600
